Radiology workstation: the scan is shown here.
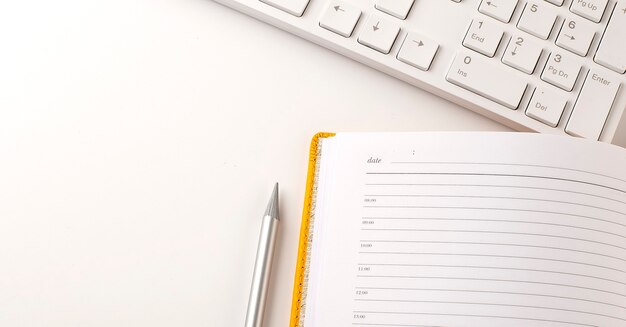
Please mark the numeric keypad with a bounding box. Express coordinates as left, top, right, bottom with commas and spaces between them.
556, 17, 596, 56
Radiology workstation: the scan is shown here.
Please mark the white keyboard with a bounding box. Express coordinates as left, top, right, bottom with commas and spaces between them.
213, 0, 626, 143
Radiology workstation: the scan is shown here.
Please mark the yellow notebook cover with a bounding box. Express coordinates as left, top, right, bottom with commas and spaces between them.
289, 132, 335, 327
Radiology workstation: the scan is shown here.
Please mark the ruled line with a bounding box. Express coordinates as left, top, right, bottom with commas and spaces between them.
360, 228, 626, 252
356, 275, 626, 298
359, 251, 626, 274
388, 161, 626, 184
351, 163, 626, 327
352, 311, 596, 327
362, 194, 626, 216
365, 172, 626, 194
359, 240, 626, 263
354, 299, 626, 322
355, 287, 626, 310
360, 217, 626, 240
364, 183, 626, 205
358, 262, 626, 285
362, 206, 626, 229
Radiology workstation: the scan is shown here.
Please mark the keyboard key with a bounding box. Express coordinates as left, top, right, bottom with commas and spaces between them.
397, 32, 439, 71
517, 1, 558, 39
502, 35, 543, 74
526, 87, 567, 126
556, 17, 596, 56
570, 0, 608, 23
260, 0, 310, 16
595, 1, 626, 74
541, 52, 582, 91
566, 70, 621, 139
446, 52, 528, 109
357, 16, 400, 54
319, 1, 361, 37
375, 0, 415, 20
545, 0, 564, 6
462, 19, 504, 57
479, 0, 519, 23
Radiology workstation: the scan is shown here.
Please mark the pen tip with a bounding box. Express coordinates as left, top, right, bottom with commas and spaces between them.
264, 183, 279, 220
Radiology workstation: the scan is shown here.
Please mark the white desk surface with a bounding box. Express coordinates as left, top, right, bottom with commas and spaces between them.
9, 0, 623, 326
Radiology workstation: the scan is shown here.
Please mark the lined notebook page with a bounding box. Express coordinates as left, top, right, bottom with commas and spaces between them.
304, 133, 626, 327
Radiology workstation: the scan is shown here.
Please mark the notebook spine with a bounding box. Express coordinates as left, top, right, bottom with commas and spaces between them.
289, 132, 334, 327
298, 138, 325, 326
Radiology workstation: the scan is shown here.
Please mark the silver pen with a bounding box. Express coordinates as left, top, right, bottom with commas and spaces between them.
244, 183, 279, 327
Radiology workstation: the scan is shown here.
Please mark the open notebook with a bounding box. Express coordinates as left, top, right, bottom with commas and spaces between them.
290, 132, 626, 327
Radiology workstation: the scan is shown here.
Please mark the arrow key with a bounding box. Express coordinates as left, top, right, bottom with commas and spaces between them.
478, 0, 519, 23
556, 18, 596, 56
397, 32, 439, 71
375, 0, 415, 20
357, 15, 400, 54
502, 35, 543, 74
319, 1, 361, 37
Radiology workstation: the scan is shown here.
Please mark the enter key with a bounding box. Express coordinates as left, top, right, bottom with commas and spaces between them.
566, 70, 621, 140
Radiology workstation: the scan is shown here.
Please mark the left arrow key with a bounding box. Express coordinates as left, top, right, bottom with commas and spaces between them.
319, 1, 362, 38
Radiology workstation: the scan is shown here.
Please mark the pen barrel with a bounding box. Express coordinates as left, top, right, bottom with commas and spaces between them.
244, 215, 278, 327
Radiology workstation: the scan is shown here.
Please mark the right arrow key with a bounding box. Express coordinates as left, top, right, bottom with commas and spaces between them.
397, 32, 439, 71
556, 17, 596, 56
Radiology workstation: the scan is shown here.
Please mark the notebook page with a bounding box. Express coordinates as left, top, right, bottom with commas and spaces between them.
306, 132, 626, 327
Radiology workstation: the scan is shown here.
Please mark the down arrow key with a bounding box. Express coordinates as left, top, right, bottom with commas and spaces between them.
357, 16, 400, 54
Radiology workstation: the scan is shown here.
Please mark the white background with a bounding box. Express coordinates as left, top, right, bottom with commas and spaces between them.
7, 0, 617, 326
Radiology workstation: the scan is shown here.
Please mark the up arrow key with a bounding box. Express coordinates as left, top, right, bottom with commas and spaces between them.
334, 5, 344, 12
